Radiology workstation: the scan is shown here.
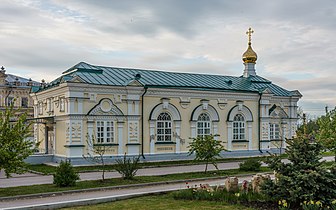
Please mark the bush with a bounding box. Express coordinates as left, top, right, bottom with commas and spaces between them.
115, 153, 140, 180
172, 183, 266, 204
239, 159, 262, 171
53, 161, 80, 187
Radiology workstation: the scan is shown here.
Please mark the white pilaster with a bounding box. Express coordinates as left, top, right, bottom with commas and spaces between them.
53, 123, 56, 155
190, 121, 196, 138
149, 120, 155, 154
175, 121, 181, 153
87, 121, 94, 153
118, 122, 124, 155
227, 122, 232, 150
213, 121, 218, 140
68, 98, 75, 114
77, 98, 83, 114
248, 122, 252, 150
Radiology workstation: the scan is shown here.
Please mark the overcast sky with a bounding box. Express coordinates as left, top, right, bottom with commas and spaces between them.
1, 0, 335, 117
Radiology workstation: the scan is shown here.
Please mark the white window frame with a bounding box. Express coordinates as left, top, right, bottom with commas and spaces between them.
96, 120, 114, 144
197, 113, 211, 137
233, 114, 245, 140
156, 112, 172, 142
270, 123, 280, 140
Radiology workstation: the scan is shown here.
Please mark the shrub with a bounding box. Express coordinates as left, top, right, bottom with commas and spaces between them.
239, 159, 262, 171
173, 183, 266, 204
115, 153, 140, 180
53, 160, 80, 187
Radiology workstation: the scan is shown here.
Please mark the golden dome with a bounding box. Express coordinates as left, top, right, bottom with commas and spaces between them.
242, 27, 257, 63
242, 43, 257, 63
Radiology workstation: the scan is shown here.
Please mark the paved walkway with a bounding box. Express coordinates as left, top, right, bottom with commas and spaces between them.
0, 156, 333, 188
0, 161, 241, 188
1, 175, 262, 209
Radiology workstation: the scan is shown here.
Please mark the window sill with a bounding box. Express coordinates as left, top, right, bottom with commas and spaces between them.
232, 140, 249, 143
93, 143, 119, 146
64, 144, 85, 148
260, 140, 270, 142
270, 139, 282, 141
155, 141, 176, 145
126, 143, 141, 146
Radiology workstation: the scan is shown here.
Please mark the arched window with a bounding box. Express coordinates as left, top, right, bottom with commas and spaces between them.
233, 114, 245, 140
157, 112, 172, 142
197, 113, 211, 137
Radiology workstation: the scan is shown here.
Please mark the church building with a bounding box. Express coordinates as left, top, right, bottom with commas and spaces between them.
31, 29, 302, 163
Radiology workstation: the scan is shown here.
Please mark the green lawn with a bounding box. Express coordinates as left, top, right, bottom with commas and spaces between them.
0, 167, 270, 197
27, 156, 272, 175
62, 194, 254, 210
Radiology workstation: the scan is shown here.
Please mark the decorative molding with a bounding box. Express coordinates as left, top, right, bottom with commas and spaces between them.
149, 103, 181, 121
227, 105, 253, 122
71, 122, 82, 139
200, 99, 209, 110
179, 97, 190, 109
190, 104, 219, 122
88, 98, 123, 116
128, 121, 139, 141
217, 98, 228, 110
161, 98, 170, 109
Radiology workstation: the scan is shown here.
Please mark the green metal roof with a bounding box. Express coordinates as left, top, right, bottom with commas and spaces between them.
32, 62, 300, 97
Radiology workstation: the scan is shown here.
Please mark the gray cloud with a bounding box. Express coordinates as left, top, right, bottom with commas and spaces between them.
0, 0, 335, 116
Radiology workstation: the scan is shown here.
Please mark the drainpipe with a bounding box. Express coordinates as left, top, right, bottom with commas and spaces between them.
141, 86, 148, 159
258, 92, 263, 153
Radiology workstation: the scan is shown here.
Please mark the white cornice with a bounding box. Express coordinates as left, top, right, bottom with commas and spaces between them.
146, 88, 260, 101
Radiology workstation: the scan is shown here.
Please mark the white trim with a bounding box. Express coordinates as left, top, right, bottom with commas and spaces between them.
227, 105, 253, 122
191, 104, 219, 121
149, 103, 181, 121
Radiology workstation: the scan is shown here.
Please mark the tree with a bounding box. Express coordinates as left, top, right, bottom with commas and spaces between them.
0, 104, 38, 177
261, 134, 336, 208
316, 108, 336, 161
188, 135, 225, 173
297, 119, 319, 136
83, 134, 112, 181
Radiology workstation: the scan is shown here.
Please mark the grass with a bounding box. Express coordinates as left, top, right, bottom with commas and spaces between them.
0, 167, 271, 198
61, 194, 254, 210
322, 151, 334, 156
27, 156, 274, 175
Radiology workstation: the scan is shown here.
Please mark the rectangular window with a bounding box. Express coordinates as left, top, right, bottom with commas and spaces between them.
233, 121, 245, 140
157, 121, 171, 141
21, 97, 28, 108
270, 123, 280, 140
96, 121, 114, 143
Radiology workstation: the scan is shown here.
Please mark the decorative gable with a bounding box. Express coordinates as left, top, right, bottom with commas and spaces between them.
88, 98, 124, 116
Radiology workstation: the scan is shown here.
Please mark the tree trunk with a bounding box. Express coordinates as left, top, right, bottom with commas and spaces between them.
101, 155, 105, 181
205, 161, 208, 173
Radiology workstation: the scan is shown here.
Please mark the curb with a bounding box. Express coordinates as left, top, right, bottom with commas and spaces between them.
0, 172, 272, 202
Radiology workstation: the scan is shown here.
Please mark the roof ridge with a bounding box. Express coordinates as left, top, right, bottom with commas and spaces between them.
81, 62, 242, 79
